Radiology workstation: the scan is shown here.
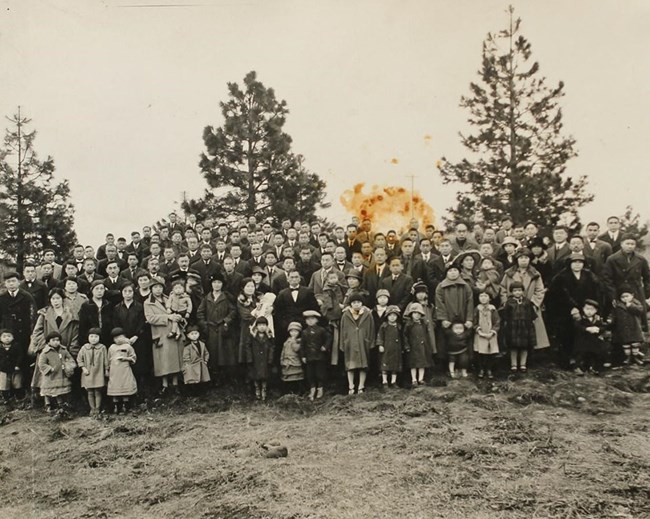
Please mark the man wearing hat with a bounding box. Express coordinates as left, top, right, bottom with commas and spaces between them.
0, 271, 36, 387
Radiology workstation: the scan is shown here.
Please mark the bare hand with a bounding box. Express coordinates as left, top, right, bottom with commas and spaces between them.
442, 320, 451, 328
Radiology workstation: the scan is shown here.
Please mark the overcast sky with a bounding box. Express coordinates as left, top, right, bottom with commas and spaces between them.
1, 0, 649, 247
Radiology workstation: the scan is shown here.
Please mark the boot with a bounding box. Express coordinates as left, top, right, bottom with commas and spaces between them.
316, 387, 324, 399
261, 388, 267, 402
308, 387, 316, 401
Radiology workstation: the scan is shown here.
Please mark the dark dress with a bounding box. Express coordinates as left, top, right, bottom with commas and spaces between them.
404, 321, 434, 368
246, 332, 274, 381
197, 291, 238, 373
501, 296, 537, 351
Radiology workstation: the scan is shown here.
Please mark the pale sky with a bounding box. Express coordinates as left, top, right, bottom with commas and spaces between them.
1, 0, 649, 247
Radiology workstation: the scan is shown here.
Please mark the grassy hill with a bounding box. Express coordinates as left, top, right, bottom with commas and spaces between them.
1, 367, 649, 519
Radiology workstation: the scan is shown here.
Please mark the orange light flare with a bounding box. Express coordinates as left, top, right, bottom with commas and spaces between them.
340, 183, 436, 234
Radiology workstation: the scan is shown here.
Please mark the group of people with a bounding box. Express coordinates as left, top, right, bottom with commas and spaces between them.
0, 211, 648, 416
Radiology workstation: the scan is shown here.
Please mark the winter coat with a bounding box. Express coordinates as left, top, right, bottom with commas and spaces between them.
0, 289, 36, 364
473, 304, 500, 355
63, 292, 88, 320
547, 269, 602, 322
38, 345, 74, 397
376, 322, 403, 373
246, 331, 274, 381
113, 300, 151, 377
78, 299, 113, 347
404, 320, 435, 368
611, 299, 645, 344
76, 343, 108, 389
404, 300, 437, 354
476, 266, 503, 304
182, 340, 210, 384
197, 291, 238, 370
301, 325, 331, 363
602, 251, 650, 329
339, 307, 376, 370
144, 294, 184, 377
280, 337, 304, 382
573, 315, 609, 358
500, 266, 550, 349
0, 342, 22, 374
435, 277, 474, 324
107, 343, 137, 396
501, 296, 537, 351
444, 328, 471, 356
236, 294, 257, 364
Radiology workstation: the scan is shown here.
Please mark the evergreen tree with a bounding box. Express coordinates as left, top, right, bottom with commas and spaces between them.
193, 71, 328, 222
619, 205, 649, 251
0, 108, 76, 269
437, 6, 593, 227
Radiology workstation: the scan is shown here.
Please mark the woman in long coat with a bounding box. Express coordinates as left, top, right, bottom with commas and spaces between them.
78, 281, 113, 348
113, 283, 152, 394
236, 279, 258, 366
500, 249, 550, 350
29, 288, 79, 394
143, 276, 184, 393
197, 272, 237, 382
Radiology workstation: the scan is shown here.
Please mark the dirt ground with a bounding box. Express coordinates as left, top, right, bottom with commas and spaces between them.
1, 367, 649, 519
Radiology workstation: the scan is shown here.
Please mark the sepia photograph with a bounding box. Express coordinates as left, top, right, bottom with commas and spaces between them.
0, 1, 649, 518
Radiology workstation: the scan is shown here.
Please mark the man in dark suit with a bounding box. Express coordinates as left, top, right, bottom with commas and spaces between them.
248, 243, 266, 270
416, 238, 444, 295
296, 248, 320, 284
344, 224, 362, 261
97, 245, 127, 277
379, 257, 414, 311
229, 244, 252, 277
547, 226, 572, 273
399, 238, 427, 283
159, 246, 180, 277
167, 212, 185, 237
263, 251, 286, 294
20, 263, 48, 310
119, 253, 148, 284
193, 245, 222, 294
602, 234, 650, 328
103, 261, 126, 306
495, 216, 514, 244
599, 216, 623, 254
362, 247, 391, 305
142, 242, 164, 270
221, 256, 244, 298
79, 258, 104, 297
96, 233, 115, 262
384, 230, 402, 259
309, 252, 347, 297
125, 231, 148, 265
273, 270, 319, 353
184, 236, 202, 265
583, 221, 613, 266
0, 271, 36, 385
333, 246, 353, 275
69, 244, 87, 275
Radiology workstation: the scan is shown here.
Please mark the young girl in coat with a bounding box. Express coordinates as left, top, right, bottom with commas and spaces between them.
246, 317, 275, 401
573, 299, 609, 375
339, 293, 375, 395
182, 325, 210, 393
301, 311, 331, 400
107, 328, 138, 414
375, 305, 403, 388
612, 286, 645, 366
38, 331, 75, 415
404, 303, 435, 385
281, 322, 304, 392
501, 282, 537, 373
444, 321, 471, 379
76, 327, 108, 416
473, 291, 500, 379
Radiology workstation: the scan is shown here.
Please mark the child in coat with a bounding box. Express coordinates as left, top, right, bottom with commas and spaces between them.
611, 286, 645, 366
301, 310, 331, 400
339, 293, 375, 395
0, 330, 23, 403
182, 325, 210, 393
76, 327, 108, 416
501, 281, 537, 373
375, 306, 403, 387
281, 322, 304, 392
166, 280, 192, 339
444, 321, 471, 379
37, 331, 75, 415
573, 300, 609, 375
473, 292, 500, 379
247, 317, 275, 401
404, 302, 435, 385
107, 328, 138, 414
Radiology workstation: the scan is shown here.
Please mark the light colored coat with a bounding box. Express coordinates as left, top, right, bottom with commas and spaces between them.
182, 340, 210, 384
144, 295, 184, 377
76, 343, 108, 389
107, 343, 137, 396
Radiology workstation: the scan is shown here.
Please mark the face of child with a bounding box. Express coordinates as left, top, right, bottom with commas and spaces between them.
114, 335, 127, 345
411, 311, 422, 321
478, 293, 490, 305
415, 292, 427, 302
387, 313, 398, 323
305, 317, 318, 327
327, 273, 339, 285
88, 334, 100, 345
256, 323, 268, 333
48, 337, 61, 348
350, 300, 363, 310
620, 292, 633, 304
512, 288, 524, 298
289, 329, 300, 338
0, 332, 13, 345
377, 295, 389, 306
187, 331, 200, 342
446, 268, 460, 281
583, 305, 597, 317
172, 283, 185, 295
451, 323, 465, 335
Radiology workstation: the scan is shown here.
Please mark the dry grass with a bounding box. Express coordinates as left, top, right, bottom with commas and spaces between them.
1, 367, 649, 519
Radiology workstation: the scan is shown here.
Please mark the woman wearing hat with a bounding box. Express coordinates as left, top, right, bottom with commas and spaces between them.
342, 269, 370, 307
197, 271, 237, 383
143, 276, 185, 394
500, 248, 550, 350
547, 253, 602, 367
29, 288, 79, 400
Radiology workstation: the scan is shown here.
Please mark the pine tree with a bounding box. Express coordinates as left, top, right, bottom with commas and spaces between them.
437, 6, 593, 227
619, 205, 649, 251
192, 71, 328, 223
0, 108, 77, 270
